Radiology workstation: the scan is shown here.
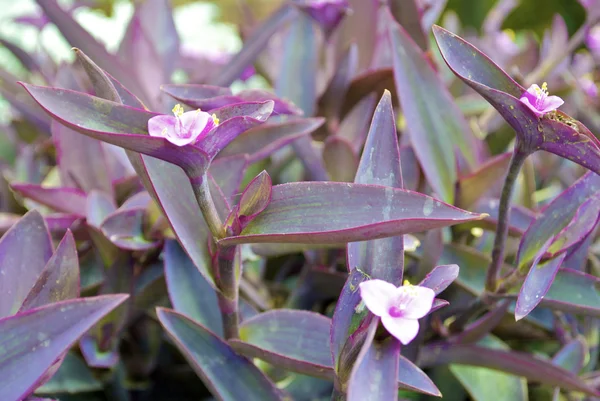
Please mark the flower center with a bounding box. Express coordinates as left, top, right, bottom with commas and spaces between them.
388, 305, 406, 317
534, 82, 549, 109
387, 280, 417, 317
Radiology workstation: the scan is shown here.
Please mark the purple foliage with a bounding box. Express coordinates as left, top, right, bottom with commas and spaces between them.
0, 1, 599, 400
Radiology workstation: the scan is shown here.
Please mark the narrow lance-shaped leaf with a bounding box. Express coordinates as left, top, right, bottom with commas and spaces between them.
419, 342, 600, 397
347, 91, 404, 283
72, 48, 218, 291
0, 210, 53, 318
517, 171, 600, 269
432, 25, 600, 174
219, 182, 486, 246
157, 308, 285, 401
0, 295, 129, 401
231, 310, 333, 379
389, 18, 480, 204
10, 184, 87, 217
20, 230, 79, 311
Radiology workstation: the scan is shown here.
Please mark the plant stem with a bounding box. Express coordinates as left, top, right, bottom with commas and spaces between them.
190, 173, 226, 239
216, 245, 240, 339
485, 148, 528, 292
330, 386, 346, 401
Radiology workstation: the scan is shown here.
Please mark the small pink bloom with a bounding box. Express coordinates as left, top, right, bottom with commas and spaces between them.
586, 25, 600, 58
519, 82, 564, 117
359, 279, 435, 345
148, 104, 218, 147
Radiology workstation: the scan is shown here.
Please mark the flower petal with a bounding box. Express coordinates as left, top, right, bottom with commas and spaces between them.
180, 110, 211, 138
148, 115, 177, 137
359, 279, 398, 317
401, 286, 435, 319
381, 315, 420, 345
519, 96, 544, 117
541, 95, 564, 113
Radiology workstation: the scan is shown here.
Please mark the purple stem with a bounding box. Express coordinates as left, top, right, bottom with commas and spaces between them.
190, 172, 226, 239
486, 147, 529, 292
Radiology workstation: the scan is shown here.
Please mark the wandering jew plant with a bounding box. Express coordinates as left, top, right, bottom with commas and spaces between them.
0, 0, 599, 400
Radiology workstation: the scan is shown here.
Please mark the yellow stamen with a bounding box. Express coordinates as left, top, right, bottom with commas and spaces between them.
161, 127, 168, 135
503, 29, 516, 41
541, 82, 548, 93
172, 104, 184, 117
212, 113, 220, 125
403, 279, 411, 286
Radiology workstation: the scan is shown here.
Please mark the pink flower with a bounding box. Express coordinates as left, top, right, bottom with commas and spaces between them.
148, 104, 219, 147
519, 82, 564, 117
359, 279, 435, 345
586, 25, 600, 58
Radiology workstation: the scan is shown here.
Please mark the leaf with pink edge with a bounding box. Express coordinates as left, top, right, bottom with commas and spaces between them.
10, 184, 87, 217
219, 182, 485, 246
156, 308, 285, 401
231, 310, 333, 379
0, 295, 129, 401
19, 231, 79, 311
0, 210, 53, 318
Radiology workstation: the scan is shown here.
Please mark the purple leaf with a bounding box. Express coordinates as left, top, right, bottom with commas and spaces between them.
163, 240, 223, 336
0, 295, 128, 401
0, 210, 53, 318
474, 200, 536, 237
330, 268, 370, 374
162, 85, 302, 116
418, 264, 460, 295
552, 338, 587, 373
53, 120, 114, 196
237, 171, 272, 226
72, 49, 218, 291
453, 301, 511, 344
208, 155, 248, 202
547, 195, 600, 257
347, 91, 404, 284
389, 19, 480, 204
334, 0, 379, 72
517, 171, 600, 268
10, 184, 87, 217
218, 118, 325, 163
433, 25, 600, 173
563, 218, 599, 270
231, 310, 333, 379
293, 0, 350, 38
323, 136, 359, 182
34, 0, 149, 104
389, 0, 428, 51
397, 355, 442, 396
419, 342, 600, 396
347, 321, 400, 401
319, 43, 358, 123
101, 208, 160, 251
457, 152, 513, 209
86, 190, 116, 229
20, 231, 79, 311
156, 308, 285, 401
340, 69, 394, 120
219, 182, 485, 246
338, 94, 377, 153
212, 4, 297, 87
516, 253, 567, 321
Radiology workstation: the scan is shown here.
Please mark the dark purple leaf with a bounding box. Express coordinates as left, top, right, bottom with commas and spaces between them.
319, 43, 358, 123
334, 0, 379, 72
212, 4, 297, 87
219, 182, 485, 246
389, 0, 428, 50
419, 343, 600, 396
218, 118, 324, 163
34, 0, 149, 104
10, 184, 87, 217
0, 210, 53, 318
0, 295, 128, 401
397, 355, 442, 396
340, 69, 394, 120
231, 310, 333, 379
347, 321, 400, 401
389, 19, 481, 203
86, 190, 116, 228
209, 155, 248, 202
418, 264, 460, 295
516, 253, 567, 321
563, 218, 599, 271
293, 0, 350, 38
20, 231, 79, 311
517, 171, 600, 269
323, 136, 359, 182
163, 240, 223, 336
157, 308, 285, 401
347, 91, 404, 285
453, 301, 511, 344
338, 94, 377, 153
101, 208, 159, 251
457, 152, 513, 209
162, 85, 302, 116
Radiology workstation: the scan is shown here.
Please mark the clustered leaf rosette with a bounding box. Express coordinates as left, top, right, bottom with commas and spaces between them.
359, 279, 435, 345
433, 26, 600, 175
